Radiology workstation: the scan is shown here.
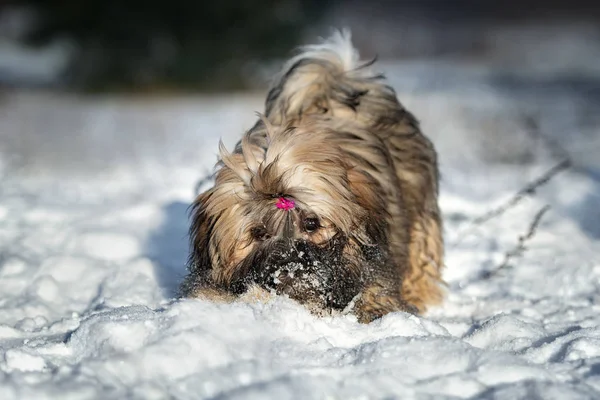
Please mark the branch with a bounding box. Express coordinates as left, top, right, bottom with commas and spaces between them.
453, 159, 569, 245
482, 205, 551, 279
471, 159, 569, 228
452, 114, 571, 246
521, 115, 571, 162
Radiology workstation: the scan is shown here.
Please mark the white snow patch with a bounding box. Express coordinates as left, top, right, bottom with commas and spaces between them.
74, 232, 141, 261
4, 349, 48, 372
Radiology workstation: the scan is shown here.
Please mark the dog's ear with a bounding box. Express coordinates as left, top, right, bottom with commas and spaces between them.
181, 192, 216, 296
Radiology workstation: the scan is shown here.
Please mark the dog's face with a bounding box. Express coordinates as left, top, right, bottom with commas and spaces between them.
189, 118, 389, 312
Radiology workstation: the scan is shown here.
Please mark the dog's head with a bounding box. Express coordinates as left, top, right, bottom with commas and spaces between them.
189, 117, 389, 311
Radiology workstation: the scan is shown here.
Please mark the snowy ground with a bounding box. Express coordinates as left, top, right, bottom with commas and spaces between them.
0, 64, 599, 399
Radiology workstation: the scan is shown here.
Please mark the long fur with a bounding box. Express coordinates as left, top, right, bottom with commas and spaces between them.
181, 30, 444, 323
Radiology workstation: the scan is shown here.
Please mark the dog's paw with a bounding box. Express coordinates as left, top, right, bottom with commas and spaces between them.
353, 287, 418, 324
238, 284, 276, 304
185, 286, 237, 303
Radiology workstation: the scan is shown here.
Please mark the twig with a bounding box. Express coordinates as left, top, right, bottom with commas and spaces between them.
521, 115, 571, 162
453, 159, 569, 245
452, 114, 572, 246
471, 159, 569, 228
482, 205, 551, 278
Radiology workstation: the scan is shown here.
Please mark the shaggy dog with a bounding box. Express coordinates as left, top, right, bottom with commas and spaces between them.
181, 31, 444, 323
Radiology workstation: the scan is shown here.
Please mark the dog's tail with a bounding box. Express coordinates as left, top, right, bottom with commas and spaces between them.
264, 29, 399, 124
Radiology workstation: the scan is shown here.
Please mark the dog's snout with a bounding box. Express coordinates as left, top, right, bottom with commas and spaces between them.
293, 240, 310, 255
277, 240, 315, 265
274, 269, 297, 295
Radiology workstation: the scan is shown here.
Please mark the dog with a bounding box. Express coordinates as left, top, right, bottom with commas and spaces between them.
180, 31, 444, 323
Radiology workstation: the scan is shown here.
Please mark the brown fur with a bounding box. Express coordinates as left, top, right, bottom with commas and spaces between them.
181, 31, 444, 323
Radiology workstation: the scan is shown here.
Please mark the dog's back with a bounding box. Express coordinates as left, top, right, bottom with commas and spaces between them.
265, 30, 398, 126
263, 30, 444, 312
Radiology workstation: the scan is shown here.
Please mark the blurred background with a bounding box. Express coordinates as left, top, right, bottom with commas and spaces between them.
0, 0, 598, 187
1, 0, 600, 91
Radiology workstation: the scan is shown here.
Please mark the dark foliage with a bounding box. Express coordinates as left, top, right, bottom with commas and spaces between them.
16, 0, 334, 92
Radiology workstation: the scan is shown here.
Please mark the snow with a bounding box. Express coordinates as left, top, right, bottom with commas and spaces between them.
0, 64, 599, 399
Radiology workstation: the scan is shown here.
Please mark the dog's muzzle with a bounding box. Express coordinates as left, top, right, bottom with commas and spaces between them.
231, 237, 363, 310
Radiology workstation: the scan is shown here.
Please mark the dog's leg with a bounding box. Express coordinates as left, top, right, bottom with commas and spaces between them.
354, 282, 418, 323
382, 118, 445, 314
402, 211, 444, 312
181, 284, 237, 303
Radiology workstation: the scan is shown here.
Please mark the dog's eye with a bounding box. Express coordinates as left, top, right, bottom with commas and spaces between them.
250, 226, 270, 241
303, 218, 320, 233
